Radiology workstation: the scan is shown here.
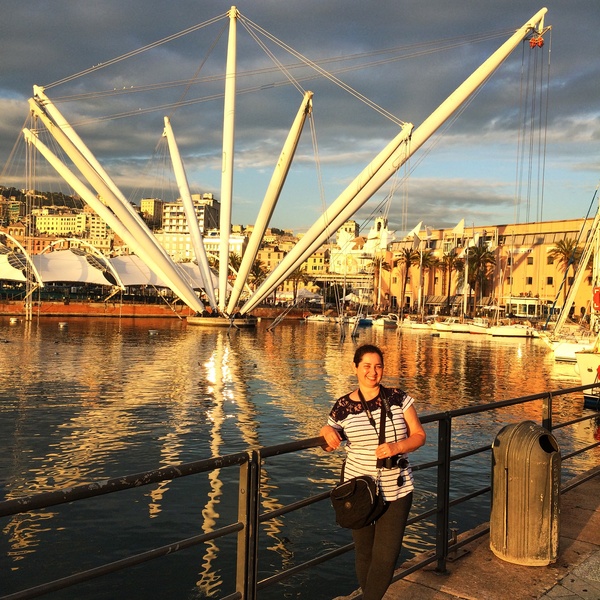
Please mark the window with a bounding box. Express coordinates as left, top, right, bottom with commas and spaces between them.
527, 256, 534, 265
547, 277, 553, 285
507, 257, 512, 266
526, 277, 533, 285
506, 277, 512, 284
547, 256, 554, 265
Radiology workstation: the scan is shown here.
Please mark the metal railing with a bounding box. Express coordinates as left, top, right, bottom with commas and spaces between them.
1, 384, 599, 600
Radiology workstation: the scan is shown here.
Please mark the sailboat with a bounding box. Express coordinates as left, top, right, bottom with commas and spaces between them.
539, 199, 600, 359
19, 7, 550, 327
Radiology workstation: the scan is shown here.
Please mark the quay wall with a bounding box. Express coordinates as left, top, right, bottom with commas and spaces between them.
0, 300, 309, 320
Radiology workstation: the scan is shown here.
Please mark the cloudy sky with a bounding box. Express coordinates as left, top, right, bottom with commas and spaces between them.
1, 1, 598, 237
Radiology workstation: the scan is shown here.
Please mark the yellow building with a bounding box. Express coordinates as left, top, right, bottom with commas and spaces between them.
33, 210, 87, 237
386, 218, 595, 321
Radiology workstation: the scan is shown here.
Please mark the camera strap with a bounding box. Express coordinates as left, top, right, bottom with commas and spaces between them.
357, 388, 386, 445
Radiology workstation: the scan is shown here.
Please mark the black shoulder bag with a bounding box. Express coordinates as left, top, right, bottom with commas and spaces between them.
330, 391, 389, 529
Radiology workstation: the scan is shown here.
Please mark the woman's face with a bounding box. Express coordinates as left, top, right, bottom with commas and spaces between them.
354, 352, 384, 389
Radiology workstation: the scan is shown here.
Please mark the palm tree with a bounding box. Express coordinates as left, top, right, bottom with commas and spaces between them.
394, 247, 420, 318
416, 249, 435, 315
248, 259, 267, 290
287, 266, 311, 303
548, 238, 582, 303
371, 255, 391, 310
466, 245, 496, 314
441, 251, 462, 315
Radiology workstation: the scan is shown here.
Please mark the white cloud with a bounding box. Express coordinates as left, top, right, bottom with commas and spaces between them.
1, 1, 598, 235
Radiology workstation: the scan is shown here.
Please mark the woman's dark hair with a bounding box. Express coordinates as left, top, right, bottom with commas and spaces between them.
353, 344, 384, 367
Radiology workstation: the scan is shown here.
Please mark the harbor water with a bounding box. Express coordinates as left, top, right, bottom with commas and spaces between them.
0, 317, 597, 599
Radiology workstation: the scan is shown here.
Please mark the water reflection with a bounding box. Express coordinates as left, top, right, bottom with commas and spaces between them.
0, 318, 597, 600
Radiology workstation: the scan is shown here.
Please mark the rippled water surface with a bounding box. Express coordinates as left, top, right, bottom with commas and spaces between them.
0, 317, 597, 599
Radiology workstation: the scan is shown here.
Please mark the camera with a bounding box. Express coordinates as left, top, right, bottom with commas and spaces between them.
377, 455, 409, 470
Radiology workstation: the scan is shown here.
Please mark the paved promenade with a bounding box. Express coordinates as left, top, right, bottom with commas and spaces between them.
335, 468, 600, 600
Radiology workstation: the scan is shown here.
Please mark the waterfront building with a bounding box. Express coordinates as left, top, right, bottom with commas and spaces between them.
325, 217, 391, 305
386, 217, 595, 321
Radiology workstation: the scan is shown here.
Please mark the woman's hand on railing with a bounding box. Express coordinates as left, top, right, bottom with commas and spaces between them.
320, 425, 342, 451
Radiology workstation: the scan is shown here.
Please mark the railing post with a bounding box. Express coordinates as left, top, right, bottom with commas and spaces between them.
236, 451, 260, 600
435, 415, 452, 572
542, 392, 553, 432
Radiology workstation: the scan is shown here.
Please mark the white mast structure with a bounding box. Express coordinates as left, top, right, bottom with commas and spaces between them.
218, 6, 238, 313
22, 8, 547, 318
26, 95, 206, 314
239, 8, 548, 316
226, 91, 313, 315
163, 116, 218, 310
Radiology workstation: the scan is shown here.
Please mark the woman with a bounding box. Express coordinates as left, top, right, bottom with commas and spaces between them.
320, 344, 426, 600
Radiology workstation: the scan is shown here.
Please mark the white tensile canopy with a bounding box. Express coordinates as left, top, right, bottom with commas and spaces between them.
0, 243, 216, 292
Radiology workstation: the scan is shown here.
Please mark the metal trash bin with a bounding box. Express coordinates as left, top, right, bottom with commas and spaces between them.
490, 420, 561, 566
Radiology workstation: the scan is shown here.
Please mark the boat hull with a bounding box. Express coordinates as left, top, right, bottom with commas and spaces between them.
575, 350, 600, 405
433, 317, 470, 333
305, 315, 336, 323
372, 319, 397, 329
488, 324, 538, 337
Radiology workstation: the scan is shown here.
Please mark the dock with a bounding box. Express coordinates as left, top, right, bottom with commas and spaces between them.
334, 470, 600, 600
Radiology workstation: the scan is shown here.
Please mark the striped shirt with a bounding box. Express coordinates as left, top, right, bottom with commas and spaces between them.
327, 386, 415, 502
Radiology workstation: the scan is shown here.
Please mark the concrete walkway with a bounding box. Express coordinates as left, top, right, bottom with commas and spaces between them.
334, 468, 600, 600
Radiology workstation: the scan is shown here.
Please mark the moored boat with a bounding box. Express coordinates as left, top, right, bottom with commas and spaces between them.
348, 315, 373, 327
402, 318, 433, 331
574, 343, 600, 407
469, 317, 490, 334
371, 313, 399, 329
487, 322, 538, 337
548, 338, 595, 362
304, 313, 336, 323
434, 317, 471, 333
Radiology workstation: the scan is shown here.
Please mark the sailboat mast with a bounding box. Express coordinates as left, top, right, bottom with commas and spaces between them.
218, 6, 238, 312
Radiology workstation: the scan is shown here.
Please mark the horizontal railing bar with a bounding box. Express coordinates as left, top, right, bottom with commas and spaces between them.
1, 383, 593, 600
257, 542, 355, 590
219, 593, 242, 600
0, 522, 244, 600
449, 486, 491, 508
561, 465, 600, 493
259, 490, 331, 522
0, 451, 249, 518
260, 436, 324, 459
407, 506, 437, 525
554, 413, 599, 430
421, 384, 594, 423
390, 553, 440, 586
449, 444, 491, 463
561, 440, 600, 462
411, 458, 439, 471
